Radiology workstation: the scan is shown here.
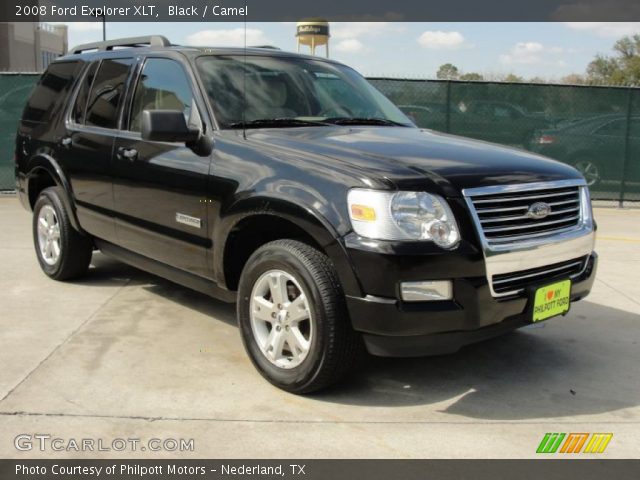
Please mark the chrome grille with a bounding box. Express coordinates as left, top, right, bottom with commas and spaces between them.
492, 256, 588, 295
468, 185, 582, 243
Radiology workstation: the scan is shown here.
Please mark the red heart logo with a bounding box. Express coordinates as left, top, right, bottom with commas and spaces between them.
546, 291, 554, 300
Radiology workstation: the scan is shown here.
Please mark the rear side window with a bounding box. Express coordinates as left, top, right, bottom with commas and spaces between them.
23, 61, 80, 123
85, 58, 134, 129
129, 58, 193, 132
72, 61, 99, 124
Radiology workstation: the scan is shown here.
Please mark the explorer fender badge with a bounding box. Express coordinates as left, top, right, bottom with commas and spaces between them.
175, 213, 202, 229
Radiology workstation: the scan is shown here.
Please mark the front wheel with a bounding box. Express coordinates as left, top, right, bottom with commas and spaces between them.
237, 240, 363, 394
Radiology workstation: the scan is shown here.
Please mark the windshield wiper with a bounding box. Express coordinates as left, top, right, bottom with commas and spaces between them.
322, 117, 409, 127
227, 118, 330, 129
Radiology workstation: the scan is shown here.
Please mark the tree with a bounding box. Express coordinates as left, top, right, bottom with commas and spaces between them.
436, 63, 460, 80
560, 73, 587, 85
459, 72, 484, 81
587, 54, 621, 83
504, 73, 524, 82
586, 34, 640, 85
529, 76, 547, 84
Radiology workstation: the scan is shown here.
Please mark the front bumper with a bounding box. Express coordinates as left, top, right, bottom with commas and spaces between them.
345, 251, 597, 357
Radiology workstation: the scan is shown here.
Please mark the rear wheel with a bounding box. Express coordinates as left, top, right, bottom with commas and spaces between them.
33, 187, 93, 280
237, 240, 363, 394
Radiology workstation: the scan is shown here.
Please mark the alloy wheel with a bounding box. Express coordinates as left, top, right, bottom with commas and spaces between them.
36, 205, 61, 266
249, 269, 314, 369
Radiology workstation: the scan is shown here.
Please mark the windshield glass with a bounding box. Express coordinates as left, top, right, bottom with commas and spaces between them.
196, 55, 413, 128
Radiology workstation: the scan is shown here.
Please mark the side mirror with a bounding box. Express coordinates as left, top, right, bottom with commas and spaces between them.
141, 110, 200, 143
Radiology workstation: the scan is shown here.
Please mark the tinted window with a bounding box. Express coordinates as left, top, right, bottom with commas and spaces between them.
196, 55, 411, 128
129, 58, 193, 132
23, 61, 80, 123
72, 61, 99, 124
85, 58, 133, 129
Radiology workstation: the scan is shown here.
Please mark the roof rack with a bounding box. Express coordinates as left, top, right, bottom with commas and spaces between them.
249, 45, 281, 50
70, 35, 171, 55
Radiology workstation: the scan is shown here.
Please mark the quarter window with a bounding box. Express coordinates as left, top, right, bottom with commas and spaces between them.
72, 61, 99, 124
129, 58, 193, 132
23, 61, 80, 123
85, 58, 134, 129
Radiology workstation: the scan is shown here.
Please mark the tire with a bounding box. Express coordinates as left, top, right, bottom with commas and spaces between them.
237, 240, 363, 394
32, 187, 93, 281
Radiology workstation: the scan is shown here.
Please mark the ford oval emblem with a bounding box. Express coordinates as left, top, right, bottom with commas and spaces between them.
527, 202, 551, 220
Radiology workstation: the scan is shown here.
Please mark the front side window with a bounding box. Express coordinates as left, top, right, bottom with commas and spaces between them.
85, 58, 133, 129
129, 58, 193, 132
196, 55, 412, 128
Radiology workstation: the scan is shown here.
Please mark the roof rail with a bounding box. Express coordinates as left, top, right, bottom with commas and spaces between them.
70, 35, 171, 54
249, 45, 281, 50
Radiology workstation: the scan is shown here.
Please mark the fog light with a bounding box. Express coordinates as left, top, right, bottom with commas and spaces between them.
400, 281, 453, 302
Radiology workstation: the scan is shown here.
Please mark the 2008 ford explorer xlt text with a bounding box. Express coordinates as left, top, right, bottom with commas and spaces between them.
15, 36, 597, 393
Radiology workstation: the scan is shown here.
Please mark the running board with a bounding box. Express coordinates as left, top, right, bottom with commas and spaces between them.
94, 239, 237, 303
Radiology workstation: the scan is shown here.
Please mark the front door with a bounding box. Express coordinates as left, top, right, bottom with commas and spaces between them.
112, 56, 212, 278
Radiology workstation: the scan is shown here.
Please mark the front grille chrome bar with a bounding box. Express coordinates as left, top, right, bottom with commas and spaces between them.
462, 179, 595, 297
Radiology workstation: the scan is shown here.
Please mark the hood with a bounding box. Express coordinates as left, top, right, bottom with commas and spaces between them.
245, 126, 583, 196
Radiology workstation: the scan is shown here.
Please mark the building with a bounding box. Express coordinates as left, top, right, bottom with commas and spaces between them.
0, 22, 68, 72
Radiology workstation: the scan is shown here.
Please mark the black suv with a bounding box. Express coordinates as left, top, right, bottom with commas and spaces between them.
16, 36, 597, 393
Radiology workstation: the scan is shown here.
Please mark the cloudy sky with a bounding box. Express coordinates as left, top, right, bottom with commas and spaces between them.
62, 22, 640, 79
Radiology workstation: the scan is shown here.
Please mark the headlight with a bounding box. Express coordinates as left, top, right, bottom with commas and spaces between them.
347, 189, 460, 248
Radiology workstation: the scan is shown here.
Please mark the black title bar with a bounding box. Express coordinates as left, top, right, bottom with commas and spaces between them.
1, 460, 640, 480
2, 0, 640, 22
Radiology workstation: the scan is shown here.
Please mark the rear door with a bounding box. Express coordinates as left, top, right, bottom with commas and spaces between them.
112, 55, 212, 277
63, 57, 135, 241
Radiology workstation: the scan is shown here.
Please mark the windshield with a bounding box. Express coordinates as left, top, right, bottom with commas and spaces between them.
196, 55, 413, 128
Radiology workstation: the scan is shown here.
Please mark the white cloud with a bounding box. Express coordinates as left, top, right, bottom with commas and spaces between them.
417, 31, 467, 50
330, 22, 404, 40
334, 38, 364, 53
186, 28, 272, 47
500, 42, 566, 66
563, 22, 640, 37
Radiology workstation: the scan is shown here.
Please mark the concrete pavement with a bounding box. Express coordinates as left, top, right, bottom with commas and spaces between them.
1, 196, 639, 458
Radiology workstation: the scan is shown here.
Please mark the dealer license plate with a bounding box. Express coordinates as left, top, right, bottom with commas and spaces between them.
532, 279, 571, 322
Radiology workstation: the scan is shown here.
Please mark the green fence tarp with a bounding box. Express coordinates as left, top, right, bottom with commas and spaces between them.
1, 73, 638, 203
369, 78, 640, 203
0, 73, 39, 191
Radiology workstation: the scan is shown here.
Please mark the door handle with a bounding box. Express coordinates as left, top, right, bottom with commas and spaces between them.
60, 137, 72, 148
118, 147, 138, 161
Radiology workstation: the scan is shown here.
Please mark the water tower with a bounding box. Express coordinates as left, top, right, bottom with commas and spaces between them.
296, 20, 330, 57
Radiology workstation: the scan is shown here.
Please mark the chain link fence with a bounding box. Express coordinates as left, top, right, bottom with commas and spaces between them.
1, 73, 639, 204
369, 78, 640, 205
